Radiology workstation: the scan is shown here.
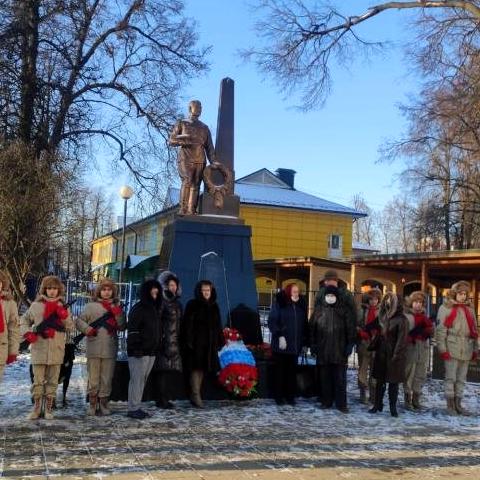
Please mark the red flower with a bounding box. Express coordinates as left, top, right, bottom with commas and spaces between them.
56, 306, 69, 320
111, 305, 123, 316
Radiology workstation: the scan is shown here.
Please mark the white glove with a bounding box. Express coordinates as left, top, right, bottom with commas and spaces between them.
279, 336, 287, 351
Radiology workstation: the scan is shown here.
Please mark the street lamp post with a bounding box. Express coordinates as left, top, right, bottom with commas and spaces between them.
118, 185, 134, 286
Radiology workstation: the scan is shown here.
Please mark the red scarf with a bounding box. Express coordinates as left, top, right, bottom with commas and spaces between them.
100, 300, 122, 334
0, 299, 4, 333
43, 300, 59, 320
366, 306, 378, 325
444, 304, 478, 339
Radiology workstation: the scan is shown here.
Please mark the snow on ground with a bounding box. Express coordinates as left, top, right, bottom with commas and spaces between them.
0, 355, 479, 479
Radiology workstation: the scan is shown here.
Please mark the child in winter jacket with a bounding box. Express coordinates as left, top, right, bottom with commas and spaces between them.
76, 278, 125, 416
0, 271, 19, 383
20, 276, 73, 420
356, 288, 382, 404
403, 291, 434, 410
436, 281, 478, 416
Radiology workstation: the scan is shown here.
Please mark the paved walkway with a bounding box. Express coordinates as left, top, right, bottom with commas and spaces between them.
0, 356, 479, 479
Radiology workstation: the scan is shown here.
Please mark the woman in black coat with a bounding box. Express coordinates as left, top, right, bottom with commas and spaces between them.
268, 283, 308, 406
126, 279, 162, 419
368, 292, 408, 417
310, 285, 357, 413
152, 271, 183, 409
181, 280, 224, 408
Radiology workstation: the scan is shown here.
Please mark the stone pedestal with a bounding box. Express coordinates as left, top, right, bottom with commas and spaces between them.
159, 216, 258, 327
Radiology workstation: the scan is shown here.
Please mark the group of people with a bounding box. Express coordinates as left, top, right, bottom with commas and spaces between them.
0, 271, 224, 420
0, 268, 478, 420
268, 269, 479, 417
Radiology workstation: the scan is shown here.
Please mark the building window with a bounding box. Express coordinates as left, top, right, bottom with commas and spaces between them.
328, 234, 343, 258
330, 234, 340, 250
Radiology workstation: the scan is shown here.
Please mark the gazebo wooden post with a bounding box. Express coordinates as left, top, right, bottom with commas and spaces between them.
421, 262, 429, 293
471, 278, 479, 321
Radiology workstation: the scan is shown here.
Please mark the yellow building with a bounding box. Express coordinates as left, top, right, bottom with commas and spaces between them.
91, 168, 366, 286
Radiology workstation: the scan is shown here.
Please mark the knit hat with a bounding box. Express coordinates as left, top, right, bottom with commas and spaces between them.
0, 270, 10, 291
94, 278, 118, 300
38, 275, 65, 298
323, 269, 339, 281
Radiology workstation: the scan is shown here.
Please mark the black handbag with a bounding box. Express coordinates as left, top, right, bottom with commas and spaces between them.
296, 352, 317, 397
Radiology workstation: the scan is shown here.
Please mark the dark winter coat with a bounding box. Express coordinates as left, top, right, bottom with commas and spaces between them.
268, 292, 308, 356
181, 283, 224, 373
369, 293, 408, 384
310, 299, 357, 365
127, 280, 162, 357
154, 271, 183, 372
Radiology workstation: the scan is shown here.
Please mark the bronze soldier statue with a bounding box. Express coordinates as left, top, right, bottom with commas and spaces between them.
169, 100, 216, 216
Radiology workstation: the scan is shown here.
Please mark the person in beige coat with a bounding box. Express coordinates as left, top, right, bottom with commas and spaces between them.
0, 271, 20, 382
403, 291, 434, 410
76, 278, 125, 416
356, 288, 382, 404
21, 276, 73, 420
436, 281, 479, 416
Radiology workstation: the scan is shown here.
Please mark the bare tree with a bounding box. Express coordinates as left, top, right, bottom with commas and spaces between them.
245, 0, 480, 108
351, 193, 377, 246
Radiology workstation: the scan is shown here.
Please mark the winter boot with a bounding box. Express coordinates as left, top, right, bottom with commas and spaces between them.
87, 394, 98, 416
412, 392, 422, 410
404, 391, 412, 410
389, 384, 399, 418
368, 383, 385, 414
28, 396, 42, 420
454, 396, 471, 416
44, 396, 55, 420
446, 397, 458, 415
190, 370, 204, 408
359, 387, 367, 405
98, 397, 111, 416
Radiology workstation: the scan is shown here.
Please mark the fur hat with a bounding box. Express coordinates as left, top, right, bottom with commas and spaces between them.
38, 275, 65, 298
367, 288, 382, 301
323, 269, 338, 281
406, 290, 426, 306
94, 278, 118, 300
0, 270, 10, 291
450, 281, 471, 296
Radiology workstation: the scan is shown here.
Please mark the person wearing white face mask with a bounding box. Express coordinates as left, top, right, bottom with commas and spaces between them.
268, 283, 309, 406
310, 285, 357, 413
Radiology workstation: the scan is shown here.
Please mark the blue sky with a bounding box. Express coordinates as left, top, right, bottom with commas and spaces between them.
111, 0, 422, 214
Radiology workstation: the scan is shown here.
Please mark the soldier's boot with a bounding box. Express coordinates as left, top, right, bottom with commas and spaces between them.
454, 396, 471, 416
44, 396, 55, 420
446, 396, 458, 415
99, 397, 111, 416
412, 392, 422, 410
28, 396, 42, 420
178, 185, 190, 216
190, 370, 204, 408
404, 391, 413, 410
87, 394, 98, 416
187, 188, 199, 215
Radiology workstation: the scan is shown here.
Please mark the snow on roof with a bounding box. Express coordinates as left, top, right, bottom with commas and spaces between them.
166, 183, 365, 218
352, 241, 380, 251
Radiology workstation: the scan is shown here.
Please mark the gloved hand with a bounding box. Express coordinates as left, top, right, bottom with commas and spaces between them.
24, 332, 38, 344
86, 327, 97, 337
441, 351, 452, 361
6, 354, 17, 364
278, 336, 287, 351
472, 351, 478, 361
344, 343, 354, 357
42, 328, 56, 339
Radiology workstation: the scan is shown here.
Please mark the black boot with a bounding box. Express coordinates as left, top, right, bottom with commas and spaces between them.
389, 383, 399, 417
368, 382, 385, 414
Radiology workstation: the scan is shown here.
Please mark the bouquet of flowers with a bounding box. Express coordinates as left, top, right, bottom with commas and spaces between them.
218, 328, 258, 398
